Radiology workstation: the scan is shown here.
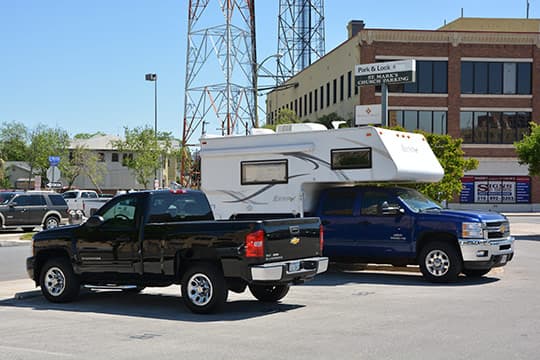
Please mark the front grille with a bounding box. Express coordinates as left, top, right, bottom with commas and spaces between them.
485, 220, 510, 239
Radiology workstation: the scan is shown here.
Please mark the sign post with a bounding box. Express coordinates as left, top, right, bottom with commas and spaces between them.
354, 59, 416, 126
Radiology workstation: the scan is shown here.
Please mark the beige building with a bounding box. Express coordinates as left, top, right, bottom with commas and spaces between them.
266, 17, 540, 211
69, 134, 180, 193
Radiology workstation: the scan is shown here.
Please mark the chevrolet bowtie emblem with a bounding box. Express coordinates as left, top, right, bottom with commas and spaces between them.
290, 237, 300, 245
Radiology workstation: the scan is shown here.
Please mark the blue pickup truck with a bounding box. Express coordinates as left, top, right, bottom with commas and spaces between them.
315, 186, 514, 282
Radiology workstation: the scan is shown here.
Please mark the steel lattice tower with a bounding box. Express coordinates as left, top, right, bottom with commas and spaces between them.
276, 0, 325, 84
182, 0, 256, 185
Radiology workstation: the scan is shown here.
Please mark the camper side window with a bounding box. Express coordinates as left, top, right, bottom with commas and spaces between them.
241, 160, 288, 185
331, 148, 372, 170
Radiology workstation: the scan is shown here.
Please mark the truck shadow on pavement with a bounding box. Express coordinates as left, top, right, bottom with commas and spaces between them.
0, 289, 304, 322
307, 264, 500, 287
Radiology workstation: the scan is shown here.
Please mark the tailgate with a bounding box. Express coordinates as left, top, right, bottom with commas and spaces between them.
262, 217, 322, 262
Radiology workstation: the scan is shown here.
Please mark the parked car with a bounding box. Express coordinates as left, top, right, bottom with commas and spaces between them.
0, 191, 69, 231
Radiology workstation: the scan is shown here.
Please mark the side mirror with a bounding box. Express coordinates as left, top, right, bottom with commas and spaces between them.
86, 215, 104, 228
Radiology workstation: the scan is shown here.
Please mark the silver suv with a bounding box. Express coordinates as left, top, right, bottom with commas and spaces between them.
0, 191, 69, 231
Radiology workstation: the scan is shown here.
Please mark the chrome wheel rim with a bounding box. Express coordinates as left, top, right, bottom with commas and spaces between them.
187, 273, 213, 306
425, 249, 450, 277
46, 218, 59, 229
44, 267, 66, 296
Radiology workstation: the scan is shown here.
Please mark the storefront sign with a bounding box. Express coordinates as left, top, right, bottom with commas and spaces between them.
460, 176, 530, 204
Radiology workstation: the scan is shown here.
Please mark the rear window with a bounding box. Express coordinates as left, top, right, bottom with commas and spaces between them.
149, 192, 214, 222
63, 192, 77, 199
0, 193, 16, 205
49, 194, 68, 206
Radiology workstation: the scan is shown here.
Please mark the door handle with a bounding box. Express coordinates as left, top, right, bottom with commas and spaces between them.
358, 220, 371, 225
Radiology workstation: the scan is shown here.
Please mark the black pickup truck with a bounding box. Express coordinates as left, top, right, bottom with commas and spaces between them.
26, 189, 328, 313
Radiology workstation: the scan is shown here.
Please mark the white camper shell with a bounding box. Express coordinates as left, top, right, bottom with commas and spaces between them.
200, 125, 444, 220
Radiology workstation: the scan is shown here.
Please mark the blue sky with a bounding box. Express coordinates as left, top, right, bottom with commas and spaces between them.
0, 0, 536, 139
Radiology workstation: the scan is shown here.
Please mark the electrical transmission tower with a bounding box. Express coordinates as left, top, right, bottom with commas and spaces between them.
276, 0, 325, 84
182, 0, 256, 186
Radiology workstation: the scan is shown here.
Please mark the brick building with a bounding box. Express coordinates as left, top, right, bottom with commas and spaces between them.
266, 17, 540, 211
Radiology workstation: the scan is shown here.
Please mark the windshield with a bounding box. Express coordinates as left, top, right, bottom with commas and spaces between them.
62, 192, 77, 199
0, 193, 16, 205
395, 188, 441, 213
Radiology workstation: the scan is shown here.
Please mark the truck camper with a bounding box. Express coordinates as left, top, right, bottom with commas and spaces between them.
200, 124, 444, 220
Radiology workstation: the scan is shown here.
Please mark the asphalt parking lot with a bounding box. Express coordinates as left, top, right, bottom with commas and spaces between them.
0, 217, 538, 360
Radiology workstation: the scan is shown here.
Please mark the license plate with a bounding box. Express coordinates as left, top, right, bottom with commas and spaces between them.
288, 261, 301, 272
500, 254, 508, 264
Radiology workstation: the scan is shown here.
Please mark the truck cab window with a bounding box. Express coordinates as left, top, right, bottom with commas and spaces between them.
360, 191, 398, 216
321, 192, 355, 216
101, 196, 138, 226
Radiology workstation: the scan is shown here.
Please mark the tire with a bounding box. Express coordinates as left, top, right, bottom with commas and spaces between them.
462, 268, 491, 278
40, 258, 80, 303
181, 263, 228, 314
22, 227, 35, 232
419, 241, 462, 283
44, 216, 60, 230
249, 284, 290, 302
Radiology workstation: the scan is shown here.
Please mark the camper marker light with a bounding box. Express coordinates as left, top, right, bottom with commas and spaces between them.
170, 189, 188, 195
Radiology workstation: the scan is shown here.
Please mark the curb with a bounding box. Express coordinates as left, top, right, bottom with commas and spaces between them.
0, 240, 30, 247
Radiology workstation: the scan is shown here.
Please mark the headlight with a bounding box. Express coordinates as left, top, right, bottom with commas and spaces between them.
462, 222, 485, 239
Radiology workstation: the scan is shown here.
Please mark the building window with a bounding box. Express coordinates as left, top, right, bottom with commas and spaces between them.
333, 79, 337, 104
122, 153, 133, 166
389, 110, 447, 135
460, 111, 531, 144
347, 71, 352, 98
383, 61, 447, 94
304, 94, 308, 116
294, 99, 298, 116
111, 152, 119, 162
340, 75, 344, 101
241, 160, 288, 185
309, 91, 313, 114
461, 61, 532, 94
320, 86, 324, 110
314, 89, 318, 112
326, 82, 330, 107
97, 152, 105, 162
299, 97, 303, 117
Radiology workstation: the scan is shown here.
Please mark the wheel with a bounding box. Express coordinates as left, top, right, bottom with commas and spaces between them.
44, 216, 60, 230
249, 284, 290, 302
462, 268, 491, 278
419, 241, 462, 283
40, 258, 80, 303
181, 263, 228, 314
22, 227, 35, 232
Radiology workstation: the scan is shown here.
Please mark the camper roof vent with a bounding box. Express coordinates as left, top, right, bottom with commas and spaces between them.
276, 123, 327, 133
250, 128, 275, 135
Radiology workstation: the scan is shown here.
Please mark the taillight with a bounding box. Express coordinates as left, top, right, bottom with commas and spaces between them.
245, 230, 265, 258
319, 225, 324, 253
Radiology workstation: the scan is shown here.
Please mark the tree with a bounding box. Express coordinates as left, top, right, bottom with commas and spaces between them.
315, 112, 353, 129
0, 158, 10, 189
59, 145, 105, 191
406, 130, 478, 202
0, 121, 29, 161
264, 108, 300, 130
515, 122, 540, 176
112, 127, 179, 189
73, 132, 107, 140
26, 125, 70, 189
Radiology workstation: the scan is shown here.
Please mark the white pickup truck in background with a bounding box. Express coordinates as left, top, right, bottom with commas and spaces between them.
62, 190, 110, 219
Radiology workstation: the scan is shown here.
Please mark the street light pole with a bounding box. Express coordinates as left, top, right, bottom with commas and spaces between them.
145, 73, 159, 188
